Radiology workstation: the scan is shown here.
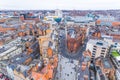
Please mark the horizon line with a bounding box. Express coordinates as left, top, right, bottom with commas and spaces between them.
0, 9, 120, 11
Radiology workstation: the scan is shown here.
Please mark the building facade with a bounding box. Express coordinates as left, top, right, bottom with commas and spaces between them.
86, 39, 110, 59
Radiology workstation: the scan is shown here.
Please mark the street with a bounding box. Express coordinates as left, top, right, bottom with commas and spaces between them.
55, 28, 89, 80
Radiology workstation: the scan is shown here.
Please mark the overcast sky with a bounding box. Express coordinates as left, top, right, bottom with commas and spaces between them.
0, 0, 120, 10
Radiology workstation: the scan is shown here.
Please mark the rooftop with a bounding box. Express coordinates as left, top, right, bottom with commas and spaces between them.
16, 65, 30, 77
111, 50, 120, 57
108, 30, 120, 35
102, 58, 113, 69
0, 37, 22, 54
115, 56, 120, 61
101, 35, 113, 39
87, 39, 109, 47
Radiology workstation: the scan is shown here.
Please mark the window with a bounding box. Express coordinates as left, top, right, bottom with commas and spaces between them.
92, 52, 95, 55
101, 53, 104, 54
94, 46, 97, 47
93, 48, 96, 50
101, 55, 104, 57
93, 50, 96, 52
101, 50, 105, 52
115, 43, 117, 45
102, 47, 106, 49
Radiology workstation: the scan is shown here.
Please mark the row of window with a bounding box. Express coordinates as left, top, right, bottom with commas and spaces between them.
93, 45, 106, 49
93, 47, 107, 52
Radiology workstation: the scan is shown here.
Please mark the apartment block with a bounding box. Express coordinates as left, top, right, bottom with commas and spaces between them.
86, 39, 110, 59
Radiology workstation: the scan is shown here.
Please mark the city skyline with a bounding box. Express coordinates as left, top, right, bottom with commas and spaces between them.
0, 4, 120, 80
0, 0, 120, 10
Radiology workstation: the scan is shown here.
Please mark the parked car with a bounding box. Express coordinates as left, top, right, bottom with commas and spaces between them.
0, 73, 4, 79
4, 76, 10, 80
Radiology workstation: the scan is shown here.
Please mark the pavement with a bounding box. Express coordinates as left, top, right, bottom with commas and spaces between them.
55, 54, 79, 80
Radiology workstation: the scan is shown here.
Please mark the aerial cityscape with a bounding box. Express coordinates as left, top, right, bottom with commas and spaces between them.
0, 0, 120, 80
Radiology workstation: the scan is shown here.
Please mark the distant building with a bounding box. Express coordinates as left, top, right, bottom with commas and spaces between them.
96, 15, 115, 26
66, 16, 95, 26
74, 16, 93, 23
20, 13, 39, 22
106, 29, 120, 41
55, 9, 63, 17
86, 39, 110, 59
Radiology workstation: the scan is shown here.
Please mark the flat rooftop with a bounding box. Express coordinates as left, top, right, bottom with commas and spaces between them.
111, 50, 120, 58
87, 39, 109, 47
102, 58, 113, 69
108, 30, 120, 35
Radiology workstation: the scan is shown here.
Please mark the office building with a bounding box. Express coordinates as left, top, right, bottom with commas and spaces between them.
86, 39, 110, 59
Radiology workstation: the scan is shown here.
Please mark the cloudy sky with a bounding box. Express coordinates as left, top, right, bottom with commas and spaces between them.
0, 0, 120, 10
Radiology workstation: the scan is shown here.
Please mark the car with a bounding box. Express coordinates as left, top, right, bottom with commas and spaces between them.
0, 73, 4, 79
4, 76, 10, 80
4, 78, 10, 80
